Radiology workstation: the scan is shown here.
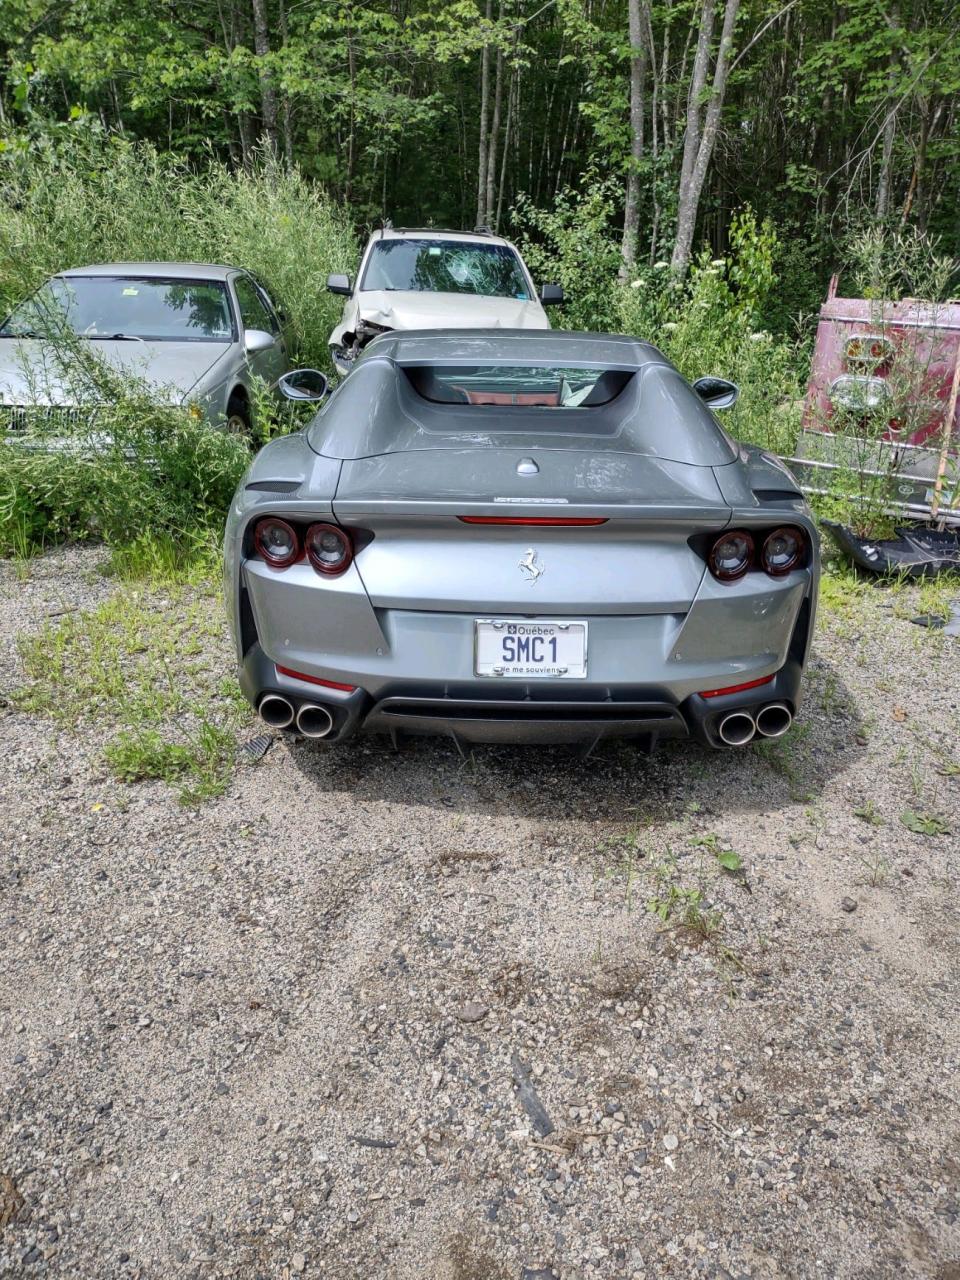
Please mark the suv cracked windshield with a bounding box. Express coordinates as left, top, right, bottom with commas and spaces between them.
361, 239, 531, 300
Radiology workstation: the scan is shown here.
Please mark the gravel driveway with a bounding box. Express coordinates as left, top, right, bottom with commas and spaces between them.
1, 548, 959, 1279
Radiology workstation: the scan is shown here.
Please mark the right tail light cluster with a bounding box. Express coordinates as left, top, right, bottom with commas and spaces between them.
708, 526, 807, 582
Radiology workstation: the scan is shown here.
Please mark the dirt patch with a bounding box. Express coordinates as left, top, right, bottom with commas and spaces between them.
0, 548, 958, 1278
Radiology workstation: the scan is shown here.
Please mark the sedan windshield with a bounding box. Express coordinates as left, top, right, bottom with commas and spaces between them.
0, 276, 234, 342
361, 240, 530, 300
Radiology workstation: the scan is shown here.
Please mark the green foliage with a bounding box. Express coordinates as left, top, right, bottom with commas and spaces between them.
512, 179, 623, 332
617, 208, 804, 457
900, 810, 951, 837
0, 399, 249, 558
104, 723, 236, 805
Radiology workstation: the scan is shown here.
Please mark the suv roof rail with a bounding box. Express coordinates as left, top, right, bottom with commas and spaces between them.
387, 226, 505, 240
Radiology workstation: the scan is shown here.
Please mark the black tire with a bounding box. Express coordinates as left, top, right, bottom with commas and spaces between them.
225, 393, 253, 441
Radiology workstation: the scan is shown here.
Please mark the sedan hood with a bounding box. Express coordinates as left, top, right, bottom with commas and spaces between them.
0, 338, 231, 405
357, 290, 549, 332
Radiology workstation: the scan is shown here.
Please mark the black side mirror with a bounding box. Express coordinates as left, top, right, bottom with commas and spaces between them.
327, 274, 352, 297
693, 376, 739, 410
277, 368, 329, 402
540, 283, 564, 306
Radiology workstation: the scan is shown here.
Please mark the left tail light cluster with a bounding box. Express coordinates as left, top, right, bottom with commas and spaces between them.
708, 526, 807, 582
251, 516, 353, 576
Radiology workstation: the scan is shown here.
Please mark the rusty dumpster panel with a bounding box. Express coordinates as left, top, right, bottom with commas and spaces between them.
787, 274, 960, 524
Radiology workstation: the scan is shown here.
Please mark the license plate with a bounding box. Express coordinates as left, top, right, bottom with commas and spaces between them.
474, 619, 587, 678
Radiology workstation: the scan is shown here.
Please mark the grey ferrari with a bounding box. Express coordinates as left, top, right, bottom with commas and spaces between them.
224, 330, 819, 750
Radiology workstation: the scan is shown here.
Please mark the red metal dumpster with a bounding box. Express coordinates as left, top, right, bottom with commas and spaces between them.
787, 274, 960, 524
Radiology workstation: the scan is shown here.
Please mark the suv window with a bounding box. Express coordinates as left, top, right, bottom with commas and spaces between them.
234, 274, 277, 333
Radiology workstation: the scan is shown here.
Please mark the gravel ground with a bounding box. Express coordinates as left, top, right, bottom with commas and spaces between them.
1, 547, 959, 1280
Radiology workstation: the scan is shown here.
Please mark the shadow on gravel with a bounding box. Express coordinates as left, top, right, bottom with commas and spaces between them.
285, 652, 865, 823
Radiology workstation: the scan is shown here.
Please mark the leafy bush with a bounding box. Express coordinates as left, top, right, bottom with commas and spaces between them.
617, 208, 804, 457
0, 132, 357, 369
512, 178, 624, 332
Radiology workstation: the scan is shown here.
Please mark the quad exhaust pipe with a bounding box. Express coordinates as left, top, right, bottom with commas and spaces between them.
258, 694, 336, 739
718, 710, 756, 746
259, 693, 295, 730
755, 702, 793, 739
717, 701, 794, 747
296, 703, 335, 739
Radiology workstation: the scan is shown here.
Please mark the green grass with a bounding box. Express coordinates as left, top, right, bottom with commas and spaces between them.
16, 577, 248, 803
104, 723, 237, 805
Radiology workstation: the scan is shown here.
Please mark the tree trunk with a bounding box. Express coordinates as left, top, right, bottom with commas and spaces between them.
675, 0, 715, 226
876, 108, 896, 219
345, 31, 357, 204
486, 41, 504, 229
477, 0, 493, 227
238, 112, 256, 171
278, 0, 294, 170
619, 0, 647, 279
250, 0, 279, 155
671, 0, 741, 275
901, 97, 931, 225
496, 64, 516, 230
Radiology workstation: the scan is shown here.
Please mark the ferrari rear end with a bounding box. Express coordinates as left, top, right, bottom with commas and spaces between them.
225, 331, 819, 750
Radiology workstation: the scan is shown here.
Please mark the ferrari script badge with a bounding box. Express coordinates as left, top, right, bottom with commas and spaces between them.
518, 548, 544, 583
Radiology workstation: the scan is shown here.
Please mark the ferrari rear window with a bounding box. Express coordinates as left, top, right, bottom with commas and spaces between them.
407, 365, 632, 408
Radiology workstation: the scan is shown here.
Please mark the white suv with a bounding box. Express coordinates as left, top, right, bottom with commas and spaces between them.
326, 227, 563, 376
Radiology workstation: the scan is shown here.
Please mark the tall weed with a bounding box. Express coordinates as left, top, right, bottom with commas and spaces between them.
0, 344, 249, 556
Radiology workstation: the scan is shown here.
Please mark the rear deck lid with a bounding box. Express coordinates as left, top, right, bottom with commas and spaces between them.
308, 332, 738, 468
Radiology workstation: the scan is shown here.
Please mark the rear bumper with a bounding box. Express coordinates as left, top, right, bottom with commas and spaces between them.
234, 549, 816, 748
239, 642, 804, 748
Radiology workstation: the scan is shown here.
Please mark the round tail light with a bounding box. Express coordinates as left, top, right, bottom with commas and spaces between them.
305, 522, 353, 575
708, 530, 754, 581
762, 526, 805, 576
254, 517, 299, 569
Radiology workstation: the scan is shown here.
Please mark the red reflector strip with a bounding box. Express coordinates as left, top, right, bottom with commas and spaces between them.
276, 665, 357, 692
700, 675, 775, 699
458, 516, 608, 526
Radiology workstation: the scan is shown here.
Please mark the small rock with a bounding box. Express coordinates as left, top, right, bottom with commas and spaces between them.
291, 1254, 306, 1274
663, 1134, 679, 1151
841, 897, 857, 913
456, 1001, 489, 1023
